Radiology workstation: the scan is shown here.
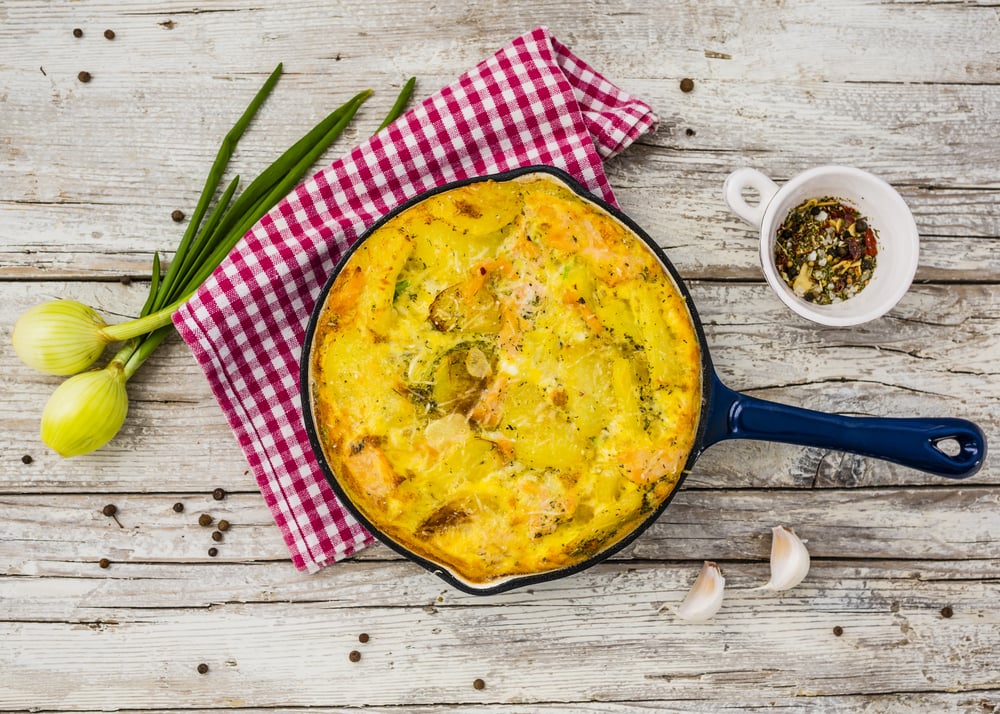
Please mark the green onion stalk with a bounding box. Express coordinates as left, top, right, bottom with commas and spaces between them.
13, 68, 417, 457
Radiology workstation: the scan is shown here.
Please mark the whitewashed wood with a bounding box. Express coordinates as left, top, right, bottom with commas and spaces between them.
2, 0, 999, 711
5, 556, 1000, 616
2, 561, 999, 709
2, 3, 999, 281
1, 485, 998, 570
2, 281, 997, 492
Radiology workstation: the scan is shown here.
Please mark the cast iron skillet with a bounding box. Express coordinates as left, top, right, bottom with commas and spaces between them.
300, 165, 987, 596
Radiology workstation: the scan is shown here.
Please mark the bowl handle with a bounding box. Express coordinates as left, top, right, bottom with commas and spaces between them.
723, 168, 779, 228
701, 375, 987, 479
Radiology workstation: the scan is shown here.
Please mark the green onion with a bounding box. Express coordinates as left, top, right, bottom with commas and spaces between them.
12, 298, 180, 376
10, 64, 412, 457
377, 77, 416, 132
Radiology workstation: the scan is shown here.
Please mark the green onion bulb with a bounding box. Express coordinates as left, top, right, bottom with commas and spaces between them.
12, 298, 180, 376
40, 363, 129, 458
12, 300, 112, 376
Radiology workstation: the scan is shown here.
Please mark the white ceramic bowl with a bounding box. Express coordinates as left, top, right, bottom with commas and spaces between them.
724, 166, 920, 327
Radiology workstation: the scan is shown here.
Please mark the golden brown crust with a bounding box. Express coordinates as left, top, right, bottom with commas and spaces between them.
310, 176, 702, 585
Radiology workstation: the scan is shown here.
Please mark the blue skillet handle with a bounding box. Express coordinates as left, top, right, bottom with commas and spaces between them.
701, 374, 987, 479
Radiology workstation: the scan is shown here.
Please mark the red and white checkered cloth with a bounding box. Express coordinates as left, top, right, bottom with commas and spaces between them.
173, 26, 658, 572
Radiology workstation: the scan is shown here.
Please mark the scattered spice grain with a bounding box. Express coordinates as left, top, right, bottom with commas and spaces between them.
358, 633, 370, 644
208, 547, 218, 557
171, 209, 185, 223
833, 625, 844, 636
212, 530, 223, 542
72, 28, 83, 38
77, 71, 92, 83
99, 558, 110, 569
104, 29, 116, 40
102, 504, 123, 527
941, 606, 954, 618
119, 276, 132, 285
685, 128, 696, 136
473, 678, 486, 690
212, 487, 226, 501
217, 519, 230, 532
348, 650, 362, 663
21, 455, 33, 465
679, 77, 694, 93
198, 513, 213, 527
172, 502, 184, 513
197, 663, 209, 674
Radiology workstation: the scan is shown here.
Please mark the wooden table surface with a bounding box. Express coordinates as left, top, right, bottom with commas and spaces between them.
2, 1, 999, 711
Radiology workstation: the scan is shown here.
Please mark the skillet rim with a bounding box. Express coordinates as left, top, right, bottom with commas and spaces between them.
299, 164, 716, 596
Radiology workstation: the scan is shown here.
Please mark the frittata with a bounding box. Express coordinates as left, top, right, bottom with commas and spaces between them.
309, 174, 702, 585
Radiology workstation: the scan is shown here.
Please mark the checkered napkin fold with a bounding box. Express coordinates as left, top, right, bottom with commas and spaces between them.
172, 26, 659, 572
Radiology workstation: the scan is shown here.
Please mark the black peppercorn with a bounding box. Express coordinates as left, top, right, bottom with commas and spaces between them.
197, 663, 209, 674
104, 29, 115, 40
73, 28, 83, 38
172, 502, 184, 513
171, 209, 185, 223
102, 504, 122, 527
358, 633, 370, 644
679, 77, 694, 93
99, 558, 110, 569
217, 519, 230, 532
473, 678, 486, 690
208, 547, 218, 557
941, 606, 954, 618
685, 128, 696, 136
833, 625, 844, 636
212, 488, 226, 501
77, 71, 91, 83
198, 514, 213, 527
21, 455, 33, 465
348, 650, 361, 663
212, 531, 223, 542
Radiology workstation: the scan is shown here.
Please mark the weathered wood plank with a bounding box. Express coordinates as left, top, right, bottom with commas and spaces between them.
2, 561, 998, 709
11, 698, 1000, 714
4, 557, 1000, 618
3, 0, 998, 82
3, 1, 999, 711
2, 3, 998, 280
2, 281, 996, 492
2, 486, 998, 569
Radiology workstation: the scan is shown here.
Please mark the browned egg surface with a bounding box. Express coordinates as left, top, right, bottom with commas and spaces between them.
310, 176, 702, 585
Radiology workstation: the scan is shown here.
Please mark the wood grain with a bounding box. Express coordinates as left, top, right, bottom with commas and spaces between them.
2, 0, 998, 711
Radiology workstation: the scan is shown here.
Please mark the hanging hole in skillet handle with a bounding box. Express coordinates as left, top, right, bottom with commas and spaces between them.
934, 437, 962, 458
723, 168, 780, 227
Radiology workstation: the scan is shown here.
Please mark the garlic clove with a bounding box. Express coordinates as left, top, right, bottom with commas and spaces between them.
759, 525, 811, 591
674, 560, 726, 622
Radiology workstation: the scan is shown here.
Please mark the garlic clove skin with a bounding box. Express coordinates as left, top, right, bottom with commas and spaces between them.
12, 300, 111, 376
41, 363, 129, 458
760, 525, 811, 591
674, 560, 726, 622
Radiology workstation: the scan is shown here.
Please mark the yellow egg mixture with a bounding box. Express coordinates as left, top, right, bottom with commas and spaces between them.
309, 175, 702, 585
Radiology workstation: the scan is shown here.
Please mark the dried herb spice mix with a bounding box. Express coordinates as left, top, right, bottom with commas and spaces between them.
774, 196, 878, 304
